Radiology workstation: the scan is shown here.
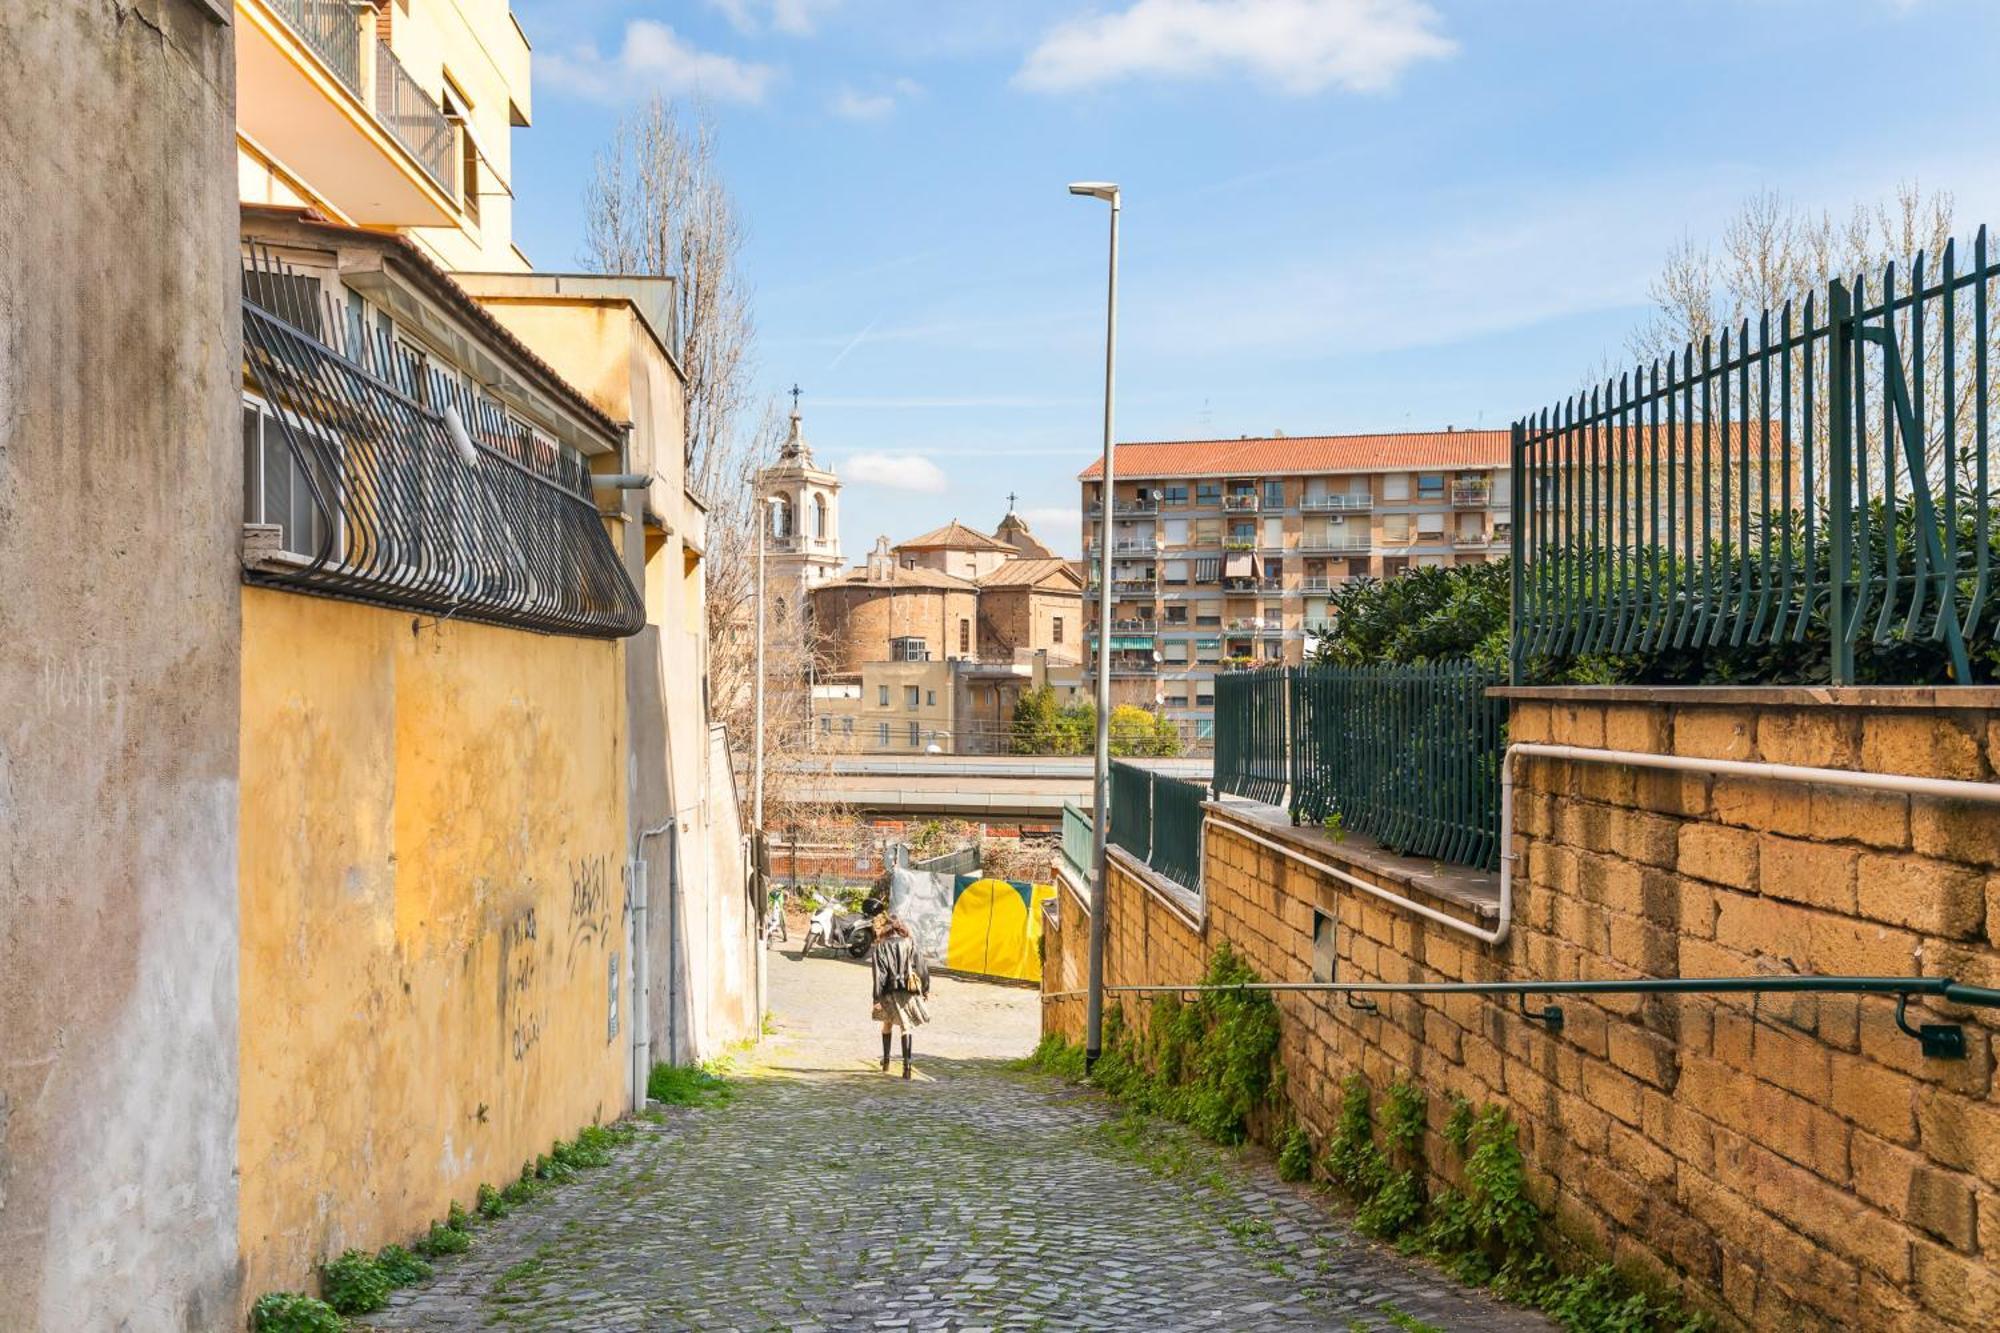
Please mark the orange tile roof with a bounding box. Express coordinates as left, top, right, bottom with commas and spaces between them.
1076, 430, 1512, 481
976, 558, 1084, 590
895, 520, 1017, 552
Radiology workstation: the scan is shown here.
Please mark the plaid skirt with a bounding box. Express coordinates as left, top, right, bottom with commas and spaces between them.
873, 990, 931, 1027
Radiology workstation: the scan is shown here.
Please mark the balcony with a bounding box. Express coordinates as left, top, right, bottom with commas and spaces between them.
1258, 578, 1285, 593
1300, 494, 1373, 513
1453, 531, 1490, 547
1222, 495, 1260, 511
1088, 498, 1159, 516
1300, 577, 1332, 593
239, 0, 456, 226
1452, 480, 1493, 507
1297, 536, 1372, 553
1223, 537, 1257, 551
1112, 540, 1160, 555
1111, 578, 1158, 595
374, 44, 454, 191
1227, 617, 1283, 632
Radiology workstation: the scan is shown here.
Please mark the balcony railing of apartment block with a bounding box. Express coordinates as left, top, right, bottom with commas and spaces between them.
239, 249, 645, 639
1297, 536, 1372, 553
1223, 538, 1257, 551
1088, 498, 1160, 516
1259, 578, 1285, 592
1453, 531, 1490, 546
1222, 495, 1260, 511
269, 0, 363, 95
1299, 577, 1333, 592
375, 44, 454, 191
1451, 481, 1492, 507
1110, 578, 1158, 594
1112, 540, 1160, 555
1299, 495, 1373, 513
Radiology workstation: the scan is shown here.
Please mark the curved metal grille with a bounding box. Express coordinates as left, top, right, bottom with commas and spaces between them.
240, 252, 645, 638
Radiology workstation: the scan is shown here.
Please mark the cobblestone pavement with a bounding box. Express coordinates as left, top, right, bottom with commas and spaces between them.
368, 947, 1550, 1332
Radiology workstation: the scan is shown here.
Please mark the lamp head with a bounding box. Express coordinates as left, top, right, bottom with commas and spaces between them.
1068, 181, 1120, 202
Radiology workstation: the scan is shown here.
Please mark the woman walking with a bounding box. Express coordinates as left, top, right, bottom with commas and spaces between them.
871, 915, 931, 1079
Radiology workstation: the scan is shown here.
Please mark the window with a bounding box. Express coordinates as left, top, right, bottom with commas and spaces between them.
242, 395, 336, 559
908, 721, 920, 746
1194, 519, 1221, 546
1165, 605, 1188, 625
1196, 692, 1215, 708
878, 685, 890, 707
926, 689, 936, 706
905, 686, 920, 710
813, 493, 828, 539
1382, 473, 1410, 501
1163, 517, 1189, 546
1162, 560, 1190, 587
1053, 617, 1064, 644
1195, 481, 1222, 505
1382, 514, 1412, 541
843, 716, 854, 736
1194, 556, 1221, 583
1264, 480, 1285, 508
891, 636, 928, 662
1165, 693, 1188, 708
959, 619, 970, 654
1417, 513, 1446, 535
820, 716, 830, 734
877, 722, 890, 747
1163, 641, 1189, 663
1196, 640, 1221, 663
1262, 517, 1284, 548
1161, 484, 1189, 505
772, 494, 794, 537
1417, 473, 1445, 499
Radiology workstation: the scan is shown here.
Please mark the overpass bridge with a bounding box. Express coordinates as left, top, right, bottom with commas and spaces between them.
784, 754, 1211, 821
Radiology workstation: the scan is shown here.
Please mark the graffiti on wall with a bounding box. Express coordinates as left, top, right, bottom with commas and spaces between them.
500, 903, 542, 1062
566, 855, 612, 973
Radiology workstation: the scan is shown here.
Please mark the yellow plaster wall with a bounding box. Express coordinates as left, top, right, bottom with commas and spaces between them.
237, 588, 629, 1297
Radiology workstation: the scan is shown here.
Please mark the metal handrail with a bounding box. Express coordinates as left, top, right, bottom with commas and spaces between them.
375, 44, 454, 190
1041, 975, 1999, 1058
266, 0, 362, 95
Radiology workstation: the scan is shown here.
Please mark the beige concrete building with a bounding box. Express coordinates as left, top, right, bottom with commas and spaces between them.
811, 653, 1086, 755
1078, 430, 1513, 739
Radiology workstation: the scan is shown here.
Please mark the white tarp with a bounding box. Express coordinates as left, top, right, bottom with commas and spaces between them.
888, 866, 953, 964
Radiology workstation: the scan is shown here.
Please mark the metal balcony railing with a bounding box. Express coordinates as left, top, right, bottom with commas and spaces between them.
1088, 498, 1159, 516
1111, 578, 1158, 594
1297, 536, 1372, 553
1453, 531, 1490, 546
1112, 540, 1159, 555
1300, 577, 1332, 592
375, 45, 454, 191
1451, 481, 1493, 507
239, 249, 645, 639
1300, 494, 1373, 512
267, 0, 363, 95
1222, 495, 1260, 511
1223, 537, 1257, 551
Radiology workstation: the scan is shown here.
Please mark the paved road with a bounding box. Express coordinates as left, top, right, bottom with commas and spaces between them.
370, 948, 1548, 1332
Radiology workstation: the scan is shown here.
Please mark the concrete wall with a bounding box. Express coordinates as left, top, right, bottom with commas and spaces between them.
1046, 690, 2000, 1332
237, 590, 629, 1299
0, 3, 243, 1327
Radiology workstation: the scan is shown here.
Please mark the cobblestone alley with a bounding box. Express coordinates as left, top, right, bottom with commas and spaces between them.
366, 948, 1549, 1332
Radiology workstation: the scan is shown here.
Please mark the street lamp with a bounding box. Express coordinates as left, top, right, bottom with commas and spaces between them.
752, 493, 784, 832
1070, 179, 1119, 1071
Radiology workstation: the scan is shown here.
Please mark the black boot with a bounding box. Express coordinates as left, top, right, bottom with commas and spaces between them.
901, 1034, 913, 1080
881, 1032, 893, 1072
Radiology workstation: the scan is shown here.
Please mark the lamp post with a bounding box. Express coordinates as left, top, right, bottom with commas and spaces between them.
753, 494, 782, 831
1069, 180, 1119, 1071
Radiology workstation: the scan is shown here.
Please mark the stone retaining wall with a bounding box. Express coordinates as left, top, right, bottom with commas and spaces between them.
1041, 689, 2000, 1332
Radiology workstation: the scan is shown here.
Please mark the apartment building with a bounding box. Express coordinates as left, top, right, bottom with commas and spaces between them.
1078, 430, 1512, 739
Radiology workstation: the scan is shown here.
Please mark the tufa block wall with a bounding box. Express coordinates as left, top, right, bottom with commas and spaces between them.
1043, 694, 2000, 1332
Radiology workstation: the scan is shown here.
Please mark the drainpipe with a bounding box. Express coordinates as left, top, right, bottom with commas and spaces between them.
636, 817, 676, 1107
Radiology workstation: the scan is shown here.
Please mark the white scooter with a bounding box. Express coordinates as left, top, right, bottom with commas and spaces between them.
798, 889, 882, 960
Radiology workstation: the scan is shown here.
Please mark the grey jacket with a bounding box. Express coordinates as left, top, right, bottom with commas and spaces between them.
871, 935, 931, 1002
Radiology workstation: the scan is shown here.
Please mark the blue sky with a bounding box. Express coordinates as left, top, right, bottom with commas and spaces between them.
508, 0, 2000, 559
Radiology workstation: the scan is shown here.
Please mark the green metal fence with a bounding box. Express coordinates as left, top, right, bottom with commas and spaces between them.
1513, 225, 2000, 685
1289, 662, 1504, 871
1107, 761, 1207, 892
1061, 802, 1094, 880
1213, 667, 1290, 806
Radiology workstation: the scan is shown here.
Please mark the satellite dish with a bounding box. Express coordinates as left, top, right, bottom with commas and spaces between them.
444, 403, 480, 469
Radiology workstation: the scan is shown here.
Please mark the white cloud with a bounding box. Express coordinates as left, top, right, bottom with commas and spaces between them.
1017, 0, 1455, 97
829, 77, 924, 120
705, 0, 840, 36
540, 20, 777, 104
841, 452, 949, 492
831, 88, 897, 120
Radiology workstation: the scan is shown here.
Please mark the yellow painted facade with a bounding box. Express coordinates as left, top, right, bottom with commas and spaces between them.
237, 589, 631, 1296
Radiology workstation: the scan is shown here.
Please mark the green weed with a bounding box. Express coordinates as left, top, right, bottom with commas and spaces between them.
647, 1062, 733, 1106
249, 1292, 343, 1333
320, 1249, 390, 1315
